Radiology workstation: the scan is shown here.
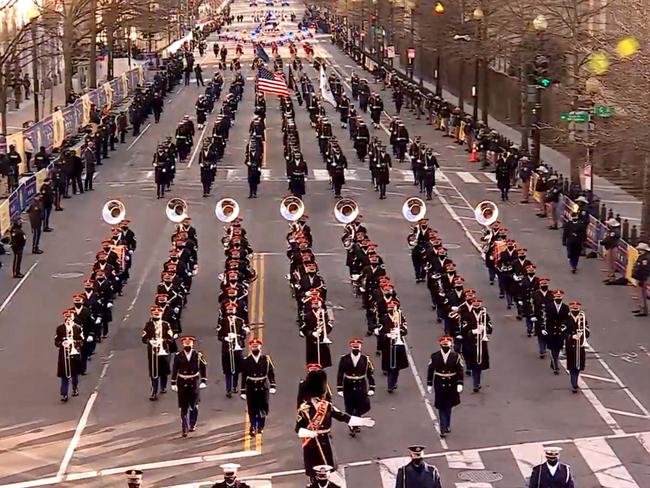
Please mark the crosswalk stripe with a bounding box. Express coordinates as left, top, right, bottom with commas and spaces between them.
575, 438, 639, 487
638, 432, 650, 455
457, 171, 480, 183
248, 481, 272, 488
227, 169, 239, 180
455, 483, 493, 488
312, 169, 330, 180
378, 457, 409, 488
510, 443, 545, 483
445, 450, 485, 470
261, 169, 272, 181
484, 172, 497, 183
345, 169, 359, 180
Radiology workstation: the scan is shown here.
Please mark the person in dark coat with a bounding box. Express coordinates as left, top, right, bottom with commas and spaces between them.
10, 219, 26, 278
422, 148, 440, 200
27, 195, 44, 254
81, 143, 96, 191
495, 156, 511, 201
562, 212, 586, 273
460, 299, 492, 392
395, 446, 443, 488
240, 338, 276, 436
631, 242, 650, 316
336, 338, 375, 436
142, 307, 174, 401
217, 303, 249, 397
33, 146, 50, 171
375, 301, 408, 392
117, 111, 128, 143
426, 336, 464, 437
564, 301, 590, 393
170, 335, 208, 437
210, 463, 251, 488
545, 290, 570, 374
40, 178, 54, 231
528, 447, 575, 488
55, 310, 84, 402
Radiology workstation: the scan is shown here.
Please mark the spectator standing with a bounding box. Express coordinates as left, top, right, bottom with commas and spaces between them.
33, 145, 50, 171
10, 220, 26, 278
23, 137, 34, 173
27, 195, 44, 254
518, 156, 533, 203
82, 142, 96, 191
495, 156, 511, 202
40, 177, 54, 231
23, 73, 31, 100
7, 144, 22, 190
631, 242, 650, 317
562, 212, 587, 274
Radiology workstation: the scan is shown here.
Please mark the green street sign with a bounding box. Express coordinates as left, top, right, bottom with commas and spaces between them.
594, 105, 615, 118
560, 111, 589, 122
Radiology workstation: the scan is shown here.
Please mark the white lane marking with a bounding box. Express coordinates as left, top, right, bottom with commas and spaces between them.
187, 125, 208, 167
510, 443, 545, 484
261, 169, 272, 181
344, 168, 358, 180
312, 169, 330, 180
126, 123, 151, 150
575, 438, 639, 488
638, 432, 650, 456
146, 170, 153, 179
484, 172, 497, 183
580, 373, 618, 383
457, 171, 480, 183
445, 449, 485, 469
227, 169, 242, 180
605, 408, 650, 419
0, 261, 39, 315
92, 171, 99, 180
456, 483, 493, 488
378, 456, 409, 488
56, 391, 98, 479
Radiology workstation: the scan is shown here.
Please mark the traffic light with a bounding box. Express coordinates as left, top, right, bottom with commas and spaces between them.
434, 1, 445, 14
534, 55, 551, 87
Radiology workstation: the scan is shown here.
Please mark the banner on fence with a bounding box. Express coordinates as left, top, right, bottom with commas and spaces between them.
626, 246, 639, 286
52, 110, 65, 147
103, 82, 114, 108
0, 200, 10, 235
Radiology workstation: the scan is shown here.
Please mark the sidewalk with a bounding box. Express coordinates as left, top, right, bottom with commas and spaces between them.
388, 56, 643, 225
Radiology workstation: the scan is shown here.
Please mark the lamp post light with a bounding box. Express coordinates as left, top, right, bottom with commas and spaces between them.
531, 13, 547, 168
471, 7, 483, 120
127, 27, 137, 68
27, 5, 40, 121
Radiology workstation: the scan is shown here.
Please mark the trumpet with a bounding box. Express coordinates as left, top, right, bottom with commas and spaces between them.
63, 318, 80, 380
216, 198, 240, 222
102, 200, 126, 225
334, 198, 359, 224
280, 195, 305, 221
474, 201, 499, 227
402, 197, 427, 223
166, 198, 189, 223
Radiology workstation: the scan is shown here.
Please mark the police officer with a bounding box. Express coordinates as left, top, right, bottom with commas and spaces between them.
10, 219, 26, 278
211, 464, 250, 488
34, 146, 50, 171
562, 212, 586, 273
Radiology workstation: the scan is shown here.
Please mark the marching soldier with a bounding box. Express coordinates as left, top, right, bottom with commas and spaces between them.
211, 464, 251, 488
375, 145, 391, 200
297, 363, 332, 408
170, 335, 208, 437
562, 212, 586, 274
565, 302, 590, 393
245, 141, 262, 199
217, 302, 249, 397
545, 290, 570, 375
531, 277, 552, 358
369, 92, 384, 128
460, 299, 492, 392
142, 306, 174, 401
240, 338, 276, 436
376, 300, 408, 393
338, 93, 350, 128
395, 446, 443, 488
426, 336, 464, 437
422, 147, 440, 200
528, 447, 575, 488
301, 296, 333, 368
55, 310, 84, 402
336, 339, 375, 437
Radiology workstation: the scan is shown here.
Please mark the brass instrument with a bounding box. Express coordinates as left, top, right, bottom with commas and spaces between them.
102, 200, 126, 225
475, 308, 489, 365
216, 198, 240, 223
150, 319, 168, 380
474, 201, 499, 227
226, 315, 243, 374
313, 308, 332, 366
334, 198, 359, 224
166, 198, 189, 223
63, 317, 81, 379
389, 308, 404, 370
402, 197, 427, 222
280, 195, 305, 221
575, 311, 588, 369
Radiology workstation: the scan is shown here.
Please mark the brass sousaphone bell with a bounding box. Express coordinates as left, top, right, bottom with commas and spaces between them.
280, 195, 305, 221
102, 199, 126, 225
402, 197, 427, 222
216, 198, 240, 222
166, 198, 189, 223
474, 200, 499, 226
334, 198, 359, 224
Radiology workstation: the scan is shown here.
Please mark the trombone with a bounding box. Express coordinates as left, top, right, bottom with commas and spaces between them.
150, 320, 168, 380
280, 195, 305, 221
226, 315, 243, 373
102, 200, 126, 225
475, 307, 489, 365
63, 317, 81, 379
575, 311, 588, 369
314, 308, 332, 366
388, 308, 404, 370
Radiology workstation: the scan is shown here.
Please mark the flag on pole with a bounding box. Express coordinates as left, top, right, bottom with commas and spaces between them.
257, 66, 291, 97
319, 66, 337, 107
256, 44, 270, 63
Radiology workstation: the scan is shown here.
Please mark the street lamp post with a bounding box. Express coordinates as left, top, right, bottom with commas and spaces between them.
471, 7, 483, 121
531, 14, 547, 168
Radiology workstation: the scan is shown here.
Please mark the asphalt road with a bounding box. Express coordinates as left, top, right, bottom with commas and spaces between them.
1, 3, 650, 488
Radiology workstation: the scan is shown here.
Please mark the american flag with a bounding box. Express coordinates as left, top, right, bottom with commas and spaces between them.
257, 66, 290, 97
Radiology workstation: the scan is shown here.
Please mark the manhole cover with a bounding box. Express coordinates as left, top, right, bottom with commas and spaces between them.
52, 272, 85, 279
458, 470, 504, 482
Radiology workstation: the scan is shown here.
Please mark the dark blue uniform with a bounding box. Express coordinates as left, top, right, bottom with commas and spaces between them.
395, 461, 442, 488
528, 462, 575, 488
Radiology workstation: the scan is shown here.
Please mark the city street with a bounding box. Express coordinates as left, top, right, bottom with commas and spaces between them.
0, 2, 649, 487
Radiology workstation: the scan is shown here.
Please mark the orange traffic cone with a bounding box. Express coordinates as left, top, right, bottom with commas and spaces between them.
469, 143, 479, 163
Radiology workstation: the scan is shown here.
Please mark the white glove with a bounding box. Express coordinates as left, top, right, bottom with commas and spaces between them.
368, 389, 375, 396
531, 317, 538, 322
373, 327, 380, 336
149, 339, 157, 346
457, 384, 463, 393
173, 333, 178, 339
472, 329, 481, 335
270, 387, 276, 394
541, 330, 548, 336
171, 385, 178, 391
174, 307, 180, 314
348, 416, 375, 428
87, 336, 94, 343
337, 390, 344, 397
107, 302, 113, 309
298, 427, 318, 439
115, 277, 121, 282
62, 339, 70, 348
517, 301, 523, 306
240, 393, 247, 400
95, 317, 102, 325
199, 382, 207, 389
312, 331, 320, 338
572, 334, 579, 340
427, 385, 432, 394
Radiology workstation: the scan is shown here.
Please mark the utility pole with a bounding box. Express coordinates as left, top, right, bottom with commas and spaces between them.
29, 13, 40, 121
